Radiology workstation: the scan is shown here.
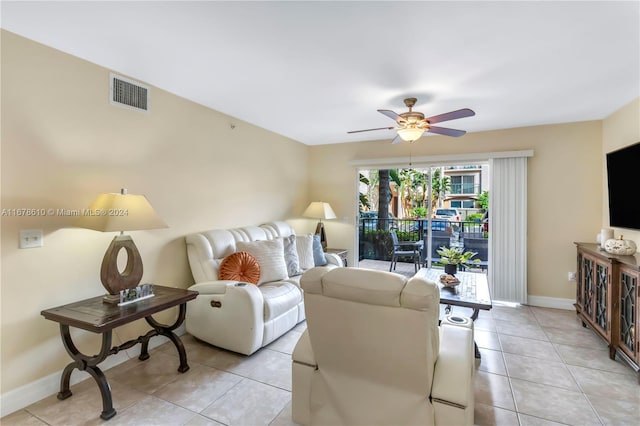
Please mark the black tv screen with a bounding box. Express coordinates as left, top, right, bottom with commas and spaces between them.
606, 142, 640, 230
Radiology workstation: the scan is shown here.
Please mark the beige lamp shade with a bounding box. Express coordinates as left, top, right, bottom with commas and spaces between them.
77, 188, 166, 297
303, 201, 336, 250
303, 201, 337, 221
76, 189, 167, 232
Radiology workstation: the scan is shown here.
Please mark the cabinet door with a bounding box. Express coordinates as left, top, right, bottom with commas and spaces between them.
594, 260, 610, 337
619, 266, 638, 361
637, 280, 640, 365
583, 255, 595, 318
576, 252, 584, 310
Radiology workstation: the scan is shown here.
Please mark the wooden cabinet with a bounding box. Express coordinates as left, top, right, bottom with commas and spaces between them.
575, 243, 640, 384
616, 265, 639, 376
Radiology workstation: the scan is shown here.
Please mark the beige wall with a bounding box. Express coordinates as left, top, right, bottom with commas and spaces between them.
602, 98, 640, 245
0, 31, 312, 393
309, 121, 604, 301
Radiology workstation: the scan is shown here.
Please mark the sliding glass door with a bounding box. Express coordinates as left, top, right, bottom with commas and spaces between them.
357, 163, 490, 272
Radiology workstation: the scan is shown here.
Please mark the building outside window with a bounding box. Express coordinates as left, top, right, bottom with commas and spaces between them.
450, 200, 476, 209
450, 175, 476, 194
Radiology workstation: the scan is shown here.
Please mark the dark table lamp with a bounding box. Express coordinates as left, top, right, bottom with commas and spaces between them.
76, 188, 167, 299
303, 201, 336, 250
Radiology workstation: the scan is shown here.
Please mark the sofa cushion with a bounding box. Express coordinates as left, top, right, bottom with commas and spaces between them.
218, 251, 261, 284
237, 239, 288, 285
296, 234, 315, 270
284, 235, 304, 277
313, 234, 328, 266
260, 282, 303, 321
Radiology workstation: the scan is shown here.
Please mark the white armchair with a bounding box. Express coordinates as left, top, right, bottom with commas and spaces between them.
292, 267, 475, 426
185, 221, 342, 355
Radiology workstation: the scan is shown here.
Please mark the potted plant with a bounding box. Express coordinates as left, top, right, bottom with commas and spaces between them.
436, 246, 480, 275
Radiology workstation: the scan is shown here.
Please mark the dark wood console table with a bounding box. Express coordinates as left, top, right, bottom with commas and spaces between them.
41, 285, 198, 420
575, 243, 640, 384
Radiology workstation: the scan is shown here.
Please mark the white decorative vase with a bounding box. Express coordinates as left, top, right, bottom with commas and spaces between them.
600, 228, 614, 249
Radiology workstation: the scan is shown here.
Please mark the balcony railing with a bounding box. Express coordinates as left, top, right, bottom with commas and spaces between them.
446, 165, 482, 170
358, 218, 488, 268
448, 183, 481, 195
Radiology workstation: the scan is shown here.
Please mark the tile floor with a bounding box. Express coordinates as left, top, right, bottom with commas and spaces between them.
3, 264, 640, 425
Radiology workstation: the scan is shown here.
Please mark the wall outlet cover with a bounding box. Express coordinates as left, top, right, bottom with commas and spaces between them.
20, 229, 43, 249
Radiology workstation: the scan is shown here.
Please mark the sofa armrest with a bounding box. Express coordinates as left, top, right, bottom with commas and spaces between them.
188, 280, 238, 295
431, 322, 474, 408
186, 280, 265, 355
187, 281, 264, 313
325, 253, 343, 267
292, 329, 316, 367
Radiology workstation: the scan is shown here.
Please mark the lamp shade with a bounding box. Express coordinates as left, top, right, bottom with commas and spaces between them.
303, 202, 336, 220
76, 189, 167, 232
397, 127, 425, 142
76, 189, 167, 296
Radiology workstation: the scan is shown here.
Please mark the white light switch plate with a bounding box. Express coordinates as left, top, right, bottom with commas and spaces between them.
20, 229, 43, 249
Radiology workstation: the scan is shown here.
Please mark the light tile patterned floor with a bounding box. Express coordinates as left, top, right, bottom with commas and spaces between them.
3, 262, 639, 425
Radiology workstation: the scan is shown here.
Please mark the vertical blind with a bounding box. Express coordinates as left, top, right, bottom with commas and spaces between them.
489, 157, 528, 303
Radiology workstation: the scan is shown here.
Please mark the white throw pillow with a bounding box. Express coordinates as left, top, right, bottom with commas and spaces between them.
236, 239, 288, 285
296, 234, 315, 270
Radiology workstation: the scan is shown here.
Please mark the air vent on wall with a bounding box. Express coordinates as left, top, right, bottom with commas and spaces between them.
110, 73, 149, 112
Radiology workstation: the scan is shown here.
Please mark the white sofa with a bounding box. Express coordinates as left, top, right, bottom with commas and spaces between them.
184, 221, 342, 355
292, 267, 475, 425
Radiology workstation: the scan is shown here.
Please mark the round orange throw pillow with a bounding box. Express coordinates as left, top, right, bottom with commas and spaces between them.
218, 251, 261, 285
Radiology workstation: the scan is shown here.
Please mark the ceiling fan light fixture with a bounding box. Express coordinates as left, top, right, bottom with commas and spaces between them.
397, 127, 424, 142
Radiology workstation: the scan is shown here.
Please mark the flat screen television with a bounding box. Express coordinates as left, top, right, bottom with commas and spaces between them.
606, 141, 640, 230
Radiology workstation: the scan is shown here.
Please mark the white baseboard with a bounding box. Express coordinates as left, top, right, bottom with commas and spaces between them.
526, 295, 575, 311
1, 326, 184, 417
0, 350, 131, 418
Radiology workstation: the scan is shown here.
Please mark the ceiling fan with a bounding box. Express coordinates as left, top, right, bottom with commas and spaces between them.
348, 98, 475, 143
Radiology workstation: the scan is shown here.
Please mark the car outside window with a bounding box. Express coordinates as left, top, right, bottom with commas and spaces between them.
434, 209, 461, 221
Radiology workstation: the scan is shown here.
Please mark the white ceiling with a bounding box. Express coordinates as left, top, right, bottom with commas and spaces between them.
2, 1, 639, 145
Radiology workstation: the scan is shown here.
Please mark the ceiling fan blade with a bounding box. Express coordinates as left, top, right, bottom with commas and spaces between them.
390, 134, 403, 144
426, 108, 475, 124
378, 109, 405, 124
347, 126, 395, 134
427, 126, 467, 137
